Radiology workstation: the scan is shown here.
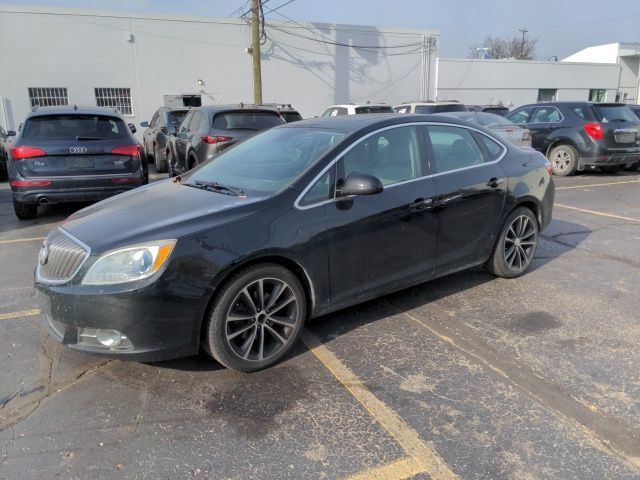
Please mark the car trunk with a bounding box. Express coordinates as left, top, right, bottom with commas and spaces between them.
592, 104, 640, 149
490, 125, 531, 148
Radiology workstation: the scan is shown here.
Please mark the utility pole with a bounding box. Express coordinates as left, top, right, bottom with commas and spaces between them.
518, 27, 528, 59
251, 0, 263, 104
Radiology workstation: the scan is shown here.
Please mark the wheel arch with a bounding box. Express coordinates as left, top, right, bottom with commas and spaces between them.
513, 197, 542, 226
545, 137, 579, 157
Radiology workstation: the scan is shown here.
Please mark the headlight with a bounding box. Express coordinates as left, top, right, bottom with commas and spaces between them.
82, 240, 176, 285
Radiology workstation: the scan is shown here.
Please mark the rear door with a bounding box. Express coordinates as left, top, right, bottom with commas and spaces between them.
14, 114, 140, 178
209, 110, 284, 153
591, 104, 640, 150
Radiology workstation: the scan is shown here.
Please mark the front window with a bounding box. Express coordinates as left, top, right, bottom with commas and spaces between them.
22, 115, 128, 140
508, 107, 534, 124
531, 107, 562, 123
212, 111, 283, 131
185, 128, 345, 195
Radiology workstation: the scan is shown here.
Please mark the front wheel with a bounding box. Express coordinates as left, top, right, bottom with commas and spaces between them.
154, 145, 167, 173
487, 207, 539, 278
623, 162, 639, 172
13, 199, 38, 220
205, 264, 307, 372
548, 144, 578, 176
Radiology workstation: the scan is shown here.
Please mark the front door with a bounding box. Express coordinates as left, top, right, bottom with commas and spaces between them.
325, 124, 438, 306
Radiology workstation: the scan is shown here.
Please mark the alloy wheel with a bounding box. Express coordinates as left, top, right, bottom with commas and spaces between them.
224, 278, 300, 362
504, 215, 537, 272
551, 148, 571, 173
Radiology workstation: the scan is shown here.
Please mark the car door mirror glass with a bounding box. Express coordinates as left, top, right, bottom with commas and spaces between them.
140, 121, 149, 128
7, 130, 16, 137
128, 123, 137, 134
338, 172, 383, 196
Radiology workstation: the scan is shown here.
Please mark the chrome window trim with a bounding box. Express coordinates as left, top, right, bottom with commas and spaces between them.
35, 227, 92, 286
294, 122, 507, 211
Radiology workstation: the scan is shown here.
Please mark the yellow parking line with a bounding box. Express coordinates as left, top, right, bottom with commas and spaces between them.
345, 456, 427, 480
0, 236, 45, 245
555, 179, 640, 190
0, 309, 41, 321
301, 330, 458, 480
555, 204, 640, 224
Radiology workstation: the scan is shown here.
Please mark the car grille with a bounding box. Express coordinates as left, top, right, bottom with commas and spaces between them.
37, 228, 89, 283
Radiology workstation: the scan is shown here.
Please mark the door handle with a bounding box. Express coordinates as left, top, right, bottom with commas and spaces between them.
487, 177, 504, 188
410, 197, 433, 212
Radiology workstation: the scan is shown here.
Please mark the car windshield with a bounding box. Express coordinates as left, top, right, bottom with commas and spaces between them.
212, 111, 284, 130
354, 106, 394, 114
417, 104, 468, 114
593, 105, 638, 123
167, 111, 187, 125
185, 127, 345, 195
22, 115, 128, 140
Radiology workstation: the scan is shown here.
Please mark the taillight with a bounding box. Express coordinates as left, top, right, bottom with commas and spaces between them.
11, 179, 51, 187
111, 177, 140, 184
11, 146, 46, 160
583, 122, 603, 140
201, 135, 232, 145
111, 145, 141, 157
544, 161, 553, 176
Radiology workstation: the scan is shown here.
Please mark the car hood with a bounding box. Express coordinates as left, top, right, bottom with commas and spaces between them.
61, 179, 268, 253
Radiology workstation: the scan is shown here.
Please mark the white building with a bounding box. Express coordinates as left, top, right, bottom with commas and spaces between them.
0, 5, 437, 135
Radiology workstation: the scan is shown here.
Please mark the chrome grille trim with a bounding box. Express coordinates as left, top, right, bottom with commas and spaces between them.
36, 228, 91, 285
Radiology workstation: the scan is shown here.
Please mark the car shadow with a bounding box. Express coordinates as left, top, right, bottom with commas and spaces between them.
152, 217, 590, 373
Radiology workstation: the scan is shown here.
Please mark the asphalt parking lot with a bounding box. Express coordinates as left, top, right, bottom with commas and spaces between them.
1, 168, 640, 479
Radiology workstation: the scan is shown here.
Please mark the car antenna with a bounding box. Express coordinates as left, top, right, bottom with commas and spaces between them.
73, 104, 78, 111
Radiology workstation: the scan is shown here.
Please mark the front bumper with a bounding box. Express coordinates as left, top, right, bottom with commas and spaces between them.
35, 279, 203, 362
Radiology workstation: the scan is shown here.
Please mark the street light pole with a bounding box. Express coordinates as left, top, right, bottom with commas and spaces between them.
252, 0, 263, 104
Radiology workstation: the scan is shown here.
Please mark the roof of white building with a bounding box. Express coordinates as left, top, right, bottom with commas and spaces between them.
562, 42, 640, 63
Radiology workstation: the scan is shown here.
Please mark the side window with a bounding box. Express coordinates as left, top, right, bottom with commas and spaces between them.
427, 125, 485, 174
321, 108, 333, 118
336, 108, 348, 116
179, 112, 193, 133
508, 107, 534, 124
338, 126, 422, 186
531, 107, 562, 123
395, 106, 409, 114
150, 112, 159, 127
476, 134, 505, 161
299, 169, 334, 207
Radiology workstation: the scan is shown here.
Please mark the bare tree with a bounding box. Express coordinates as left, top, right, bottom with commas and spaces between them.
468, 34, 537, 59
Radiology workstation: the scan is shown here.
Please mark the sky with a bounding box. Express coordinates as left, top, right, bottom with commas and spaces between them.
8, 0, 640, 59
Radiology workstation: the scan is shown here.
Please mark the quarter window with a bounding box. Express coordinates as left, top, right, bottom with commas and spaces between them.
427, 126, 485, 173
477, 134, 505, 161
28, 87, 69, 108
299, 169, 334, 207
339, 126, 422, 186
94, 88, 133, 116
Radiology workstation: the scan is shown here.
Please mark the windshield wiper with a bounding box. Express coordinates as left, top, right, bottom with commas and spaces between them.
184, 180, 245, 197
75, 136, 105, 141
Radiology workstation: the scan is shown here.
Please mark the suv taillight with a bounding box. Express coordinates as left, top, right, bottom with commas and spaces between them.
111, 145, 141, 157
11, 146, 46, 160
583, 122, 603, 140
202, 135, 232, 145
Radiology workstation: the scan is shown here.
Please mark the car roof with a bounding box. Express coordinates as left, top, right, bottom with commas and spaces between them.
279, 113, 480, 134
326, 104, 391, 109
396, 101, 463, 106
194, 104, 280, 114
27, 105, 125, 118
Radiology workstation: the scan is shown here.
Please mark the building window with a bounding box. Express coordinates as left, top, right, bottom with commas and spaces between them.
537, 89, 557, 102
28, 88, 69, 107
94, 88, 133, 116
589, 89, 606, 102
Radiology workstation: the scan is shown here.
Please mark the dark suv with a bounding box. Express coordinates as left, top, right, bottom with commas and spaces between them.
9, 106, 147, 219
507, 102, 640, 175
140, 107, 189, 173
166, 105, 284, 177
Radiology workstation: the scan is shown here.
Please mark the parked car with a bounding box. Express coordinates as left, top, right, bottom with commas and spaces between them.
140, 107, 189, 173
394, 101, 469, 114
320, 103, 394, 117
507, 102, 640, 175
630, 105, 640, 120
434, 111, 532, 148
8, 106, 147, 219
271, 104, 303, 123
0, 125, 14, 181
166, 105, 285, 177
35, 114, 554, 371
468, 105, 510, 116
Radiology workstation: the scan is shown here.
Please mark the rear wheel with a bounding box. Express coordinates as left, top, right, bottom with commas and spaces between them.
153, 145, 167, 173
0, 162, 7, 181
600, 165, 622, 174
487, 207, 539, 278
548, 144, 578, 176
205, 263, 306, 372
167, 150, 176, 177
13, 199, 37, 220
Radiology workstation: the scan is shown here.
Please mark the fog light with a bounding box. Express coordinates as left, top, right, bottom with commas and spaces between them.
96, 329, 123, 347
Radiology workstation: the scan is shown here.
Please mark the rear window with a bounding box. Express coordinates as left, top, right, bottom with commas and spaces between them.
593, 105, 638, 123
416, 104, 468, 114
354, 106, 394, 114
22, 115, 128, 140
482, 107, 509, 116
282, 112, 303, 123
167, 111, 187, 125
212, 111, 284, 130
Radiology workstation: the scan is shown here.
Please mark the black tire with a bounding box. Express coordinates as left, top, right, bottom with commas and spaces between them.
623, 162, 640, 172
0, 162, 7, 181
154, 145, 167, 173
167, 149, 176, 177
188, 154, 199, 172
548, 144, 578, 176
13, 199, 37, 220
600, 165, 622, 174
487, 207, 539, 279
205, 263, 307, 372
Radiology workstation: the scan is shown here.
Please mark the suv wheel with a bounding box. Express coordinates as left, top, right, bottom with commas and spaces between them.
153, 145, 167, 173
549, 144, 578, 176
487, 207, 539, 278
13, 199, 38, 220
205, 263, 306, 372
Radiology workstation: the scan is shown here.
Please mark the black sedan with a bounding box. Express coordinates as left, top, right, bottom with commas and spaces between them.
35, 115, 554, 371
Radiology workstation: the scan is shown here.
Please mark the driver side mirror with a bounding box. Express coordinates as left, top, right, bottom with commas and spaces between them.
128, 123, 137, 134
337, 172, 383, 197
7, 130, 15, 137
140, 121, 149, 128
